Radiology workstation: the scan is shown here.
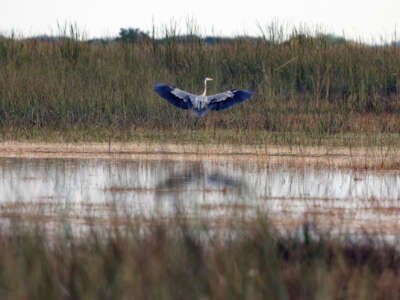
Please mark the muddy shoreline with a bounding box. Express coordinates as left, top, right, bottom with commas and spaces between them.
0, 141, 399, 170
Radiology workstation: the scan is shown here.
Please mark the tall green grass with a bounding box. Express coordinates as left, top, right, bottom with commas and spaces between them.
0, 24, 399, 141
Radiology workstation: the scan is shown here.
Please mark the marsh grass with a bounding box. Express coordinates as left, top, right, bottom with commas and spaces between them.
0, 216, 399, 299
0, 24, 399, 144
2, 126, 400, 150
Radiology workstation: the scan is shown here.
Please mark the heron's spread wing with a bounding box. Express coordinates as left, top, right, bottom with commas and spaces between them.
207, 89, 254, 111
153, 82, 194, 110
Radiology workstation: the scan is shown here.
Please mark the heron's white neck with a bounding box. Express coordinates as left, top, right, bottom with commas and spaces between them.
202, 79, 208, 96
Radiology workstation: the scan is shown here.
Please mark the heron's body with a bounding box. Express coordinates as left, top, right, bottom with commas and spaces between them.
153, 77, 253, 117
192, 95, 208, 116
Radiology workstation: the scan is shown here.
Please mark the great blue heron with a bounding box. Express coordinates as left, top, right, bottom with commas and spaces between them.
153, 77, 254, 117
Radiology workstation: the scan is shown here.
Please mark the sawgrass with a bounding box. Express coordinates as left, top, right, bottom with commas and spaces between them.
0, 215, 398, 299
0, 24, 399, 145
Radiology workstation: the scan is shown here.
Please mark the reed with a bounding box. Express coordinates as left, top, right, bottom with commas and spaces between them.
0, 215, 398, 299
0, 24, 399, 144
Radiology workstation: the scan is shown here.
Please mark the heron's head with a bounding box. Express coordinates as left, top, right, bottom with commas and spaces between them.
204, 77, 213, 82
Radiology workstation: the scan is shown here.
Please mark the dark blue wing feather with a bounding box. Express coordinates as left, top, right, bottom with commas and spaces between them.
153, 82, 193, 110
207, 89, 253, 111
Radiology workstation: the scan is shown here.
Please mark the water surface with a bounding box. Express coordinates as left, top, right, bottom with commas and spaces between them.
1, 157, 400, 235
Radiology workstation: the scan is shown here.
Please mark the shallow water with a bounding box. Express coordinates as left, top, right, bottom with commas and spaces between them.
1, 157, 400, 235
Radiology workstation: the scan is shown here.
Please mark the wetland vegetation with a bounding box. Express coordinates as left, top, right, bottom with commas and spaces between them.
1, 216, 400, 299
1, 23, 400, 298
0, 24, 399, 146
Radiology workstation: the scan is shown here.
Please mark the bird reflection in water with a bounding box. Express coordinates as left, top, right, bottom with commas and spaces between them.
153, 162, 248, 216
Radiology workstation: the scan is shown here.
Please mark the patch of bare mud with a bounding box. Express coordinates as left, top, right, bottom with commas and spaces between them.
0, 141, 399, 170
